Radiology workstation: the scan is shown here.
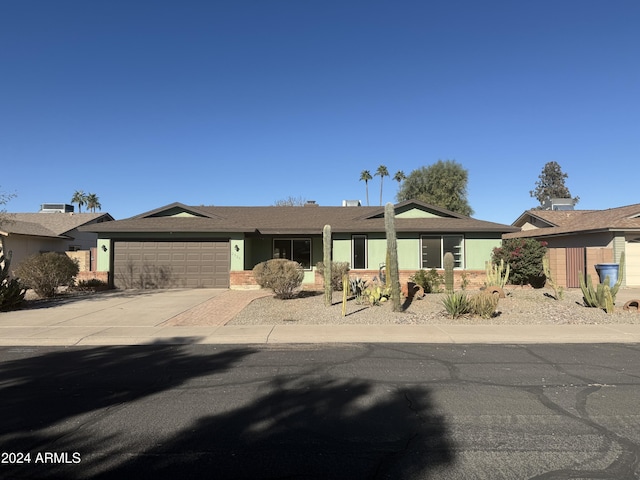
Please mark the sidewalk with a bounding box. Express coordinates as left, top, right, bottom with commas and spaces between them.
1, 288, 640, 346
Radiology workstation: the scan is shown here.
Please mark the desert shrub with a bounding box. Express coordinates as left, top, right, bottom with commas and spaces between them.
1, 278, 26, 311
410, 268, 443, 293
73, 279, 110, 292
442, 291, 470, 319
14, 252, 79, 298
491, 238, 547, 287
469, 292, 499, 318
253, 259, 304, 299
316, 261, 350, 291
1, 247, 26, 311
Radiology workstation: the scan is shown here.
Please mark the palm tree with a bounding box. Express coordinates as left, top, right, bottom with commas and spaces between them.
393, 170, 406, 185
71, 190, 87, 213
359, 170, 373, 206
375, 165, 389, 206
86, 193, 102, 212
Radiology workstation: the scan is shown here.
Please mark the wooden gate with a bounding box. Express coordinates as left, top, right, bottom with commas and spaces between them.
565, 247, 585, 288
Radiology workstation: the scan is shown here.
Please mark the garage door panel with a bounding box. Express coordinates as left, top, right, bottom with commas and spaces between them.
626, 241, 640, 286
113, 241, 230, 289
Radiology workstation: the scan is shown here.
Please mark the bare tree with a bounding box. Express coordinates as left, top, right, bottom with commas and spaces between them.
0, 187, 16, 228
273, 196, 308, 206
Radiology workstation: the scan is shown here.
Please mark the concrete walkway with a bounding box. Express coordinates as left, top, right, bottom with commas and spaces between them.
1, 288, 640, 346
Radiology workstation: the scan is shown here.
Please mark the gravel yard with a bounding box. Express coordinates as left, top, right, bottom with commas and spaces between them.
229, 287, 640, 326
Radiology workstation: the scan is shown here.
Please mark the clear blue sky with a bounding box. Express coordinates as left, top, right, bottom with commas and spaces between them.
2, 0, 638, 225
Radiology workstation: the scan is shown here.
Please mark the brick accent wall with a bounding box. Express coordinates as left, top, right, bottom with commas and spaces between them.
546, 249, 567, 287
312, 269, 487, 290
586, 247, 613, 285
229, 271, 262, 290
75, 271, 109, 283
230, 269, 487, 291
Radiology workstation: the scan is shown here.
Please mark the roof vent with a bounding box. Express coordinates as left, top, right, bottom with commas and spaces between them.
304, 200, 318, 207
342, 200, 361, 207
543, 198, 575, 211
39, 203, 75, 213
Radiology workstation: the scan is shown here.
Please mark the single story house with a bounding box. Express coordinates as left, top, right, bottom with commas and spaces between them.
0, 211, 114, 275
82, 199, 519, 290
505, 203, 640, 288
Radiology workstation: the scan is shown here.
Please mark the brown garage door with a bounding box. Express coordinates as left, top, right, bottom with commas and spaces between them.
113, 241, 230, 289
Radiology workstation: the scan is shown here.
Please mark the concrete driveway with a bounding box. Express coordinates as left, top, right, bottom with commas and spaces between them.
0, 289, 271, 346
2, 288, 640, 346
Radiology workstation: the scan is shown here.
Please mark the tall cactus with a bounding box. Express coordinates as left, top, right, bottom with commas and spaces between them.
323, 224, 332, 307
384, 203, 402, 312
485, 259, 510, 288
444, 252, 455, 293
579, 252, 625, 314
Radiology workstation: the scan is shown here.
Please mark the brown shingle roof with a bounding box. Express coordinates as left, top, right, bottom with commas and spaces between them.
1, 213, 114, 238
505, 203, 640, 239
82, 201, 518, 235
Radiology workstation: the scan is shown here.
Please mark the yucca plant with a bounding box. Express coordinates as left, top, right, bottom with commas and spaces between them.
442, 291, 470, 319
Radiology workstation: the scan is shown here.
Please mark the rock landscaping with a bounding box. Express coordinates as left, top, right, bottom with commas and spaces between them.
229, 287, 640, 326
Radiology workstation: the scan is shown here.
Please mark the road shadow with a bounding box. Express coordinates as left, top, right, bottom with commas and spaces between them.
0, 343, 255, 448
2, 346, 455, 479
91, 375, 455, 480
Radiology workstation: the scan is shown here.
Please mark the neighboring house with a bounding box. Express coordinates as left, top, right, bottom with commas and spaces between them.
505, 203, 640, 288
0, 211, 114, 275
81, 199, 518, 290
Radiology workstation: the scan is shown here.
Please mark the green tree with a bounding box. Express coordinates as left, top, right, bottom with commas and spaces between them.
71, 190, 87, 213
375, 165, 389, 206
359, 170, 372, 206
530, 161, 579, 208
86, 193, 102, 212
396, 160, 474, 216
491, 238, 548, 287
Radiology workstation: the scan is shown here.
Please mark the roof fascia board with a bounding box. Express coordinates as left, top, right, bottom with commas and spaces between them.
353, 200, 465, 221
514, 211, 559, 228
131, 202, 220, 220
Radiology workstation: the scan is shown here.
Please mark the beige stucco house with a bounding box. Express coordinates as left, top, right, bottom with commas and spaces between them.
505, 203, 640, 288
1, 211, 114, 275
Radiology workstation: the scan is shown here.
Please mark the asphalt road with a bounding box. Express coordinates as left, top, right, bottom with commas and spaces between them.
1, 343, 639, 479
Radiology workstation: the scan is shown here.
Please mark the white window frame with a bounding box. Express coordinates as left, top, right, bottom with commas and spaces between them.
420, 235, 464, 269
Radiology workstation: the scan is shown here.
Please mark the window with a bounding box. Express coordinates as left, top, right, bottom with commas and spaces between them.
352, 235, 367, 269
421, 235, 463, 269
273, 238, 311, 269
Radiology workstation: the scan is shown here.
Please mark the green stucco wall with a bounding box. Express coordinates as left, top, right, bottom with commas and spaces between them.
464, 237, 503, 270
330, 233, 501, 271
395, 209, 439, 219
95, 230, 505, 284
